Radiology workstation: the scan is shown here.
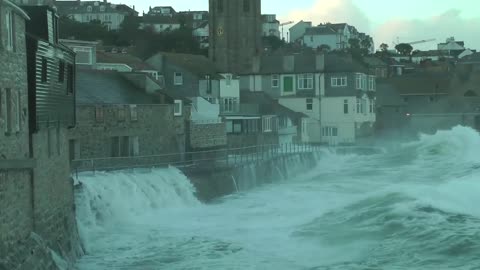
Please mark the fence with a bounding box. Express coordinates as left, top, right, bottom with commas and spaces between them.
71, 143, 323, 174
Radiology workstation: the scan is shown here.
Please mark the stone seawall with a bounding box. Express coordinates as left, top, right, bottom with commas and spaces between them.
183, 152, 318, 202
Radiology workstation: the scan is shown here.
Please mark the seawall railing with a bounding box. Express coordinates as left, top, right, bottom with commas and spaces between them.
71, 144, 383, 176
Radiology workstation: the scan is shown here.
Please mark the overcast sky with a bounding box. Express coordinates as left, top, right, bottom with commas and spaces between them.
116, 0, 480, 50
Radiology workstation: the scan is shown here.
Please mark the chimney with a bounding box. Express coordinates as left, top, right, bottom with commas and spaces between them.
252, 56, 261, 74
133, 5, 135, 11
283, 55, 294, 72
315, 54, 325, 71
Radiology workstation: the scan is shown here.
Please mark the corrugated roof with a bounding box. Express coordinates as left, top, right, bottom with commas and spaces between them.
76, 69, 159, 104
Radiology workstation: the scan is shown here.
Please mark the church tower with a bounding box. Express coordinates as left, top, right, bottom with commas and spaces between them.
209, 0, 262, 74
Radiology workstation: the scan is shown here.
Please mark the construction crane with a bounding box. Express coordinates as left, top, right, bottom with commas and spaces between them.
393, 38, 436, 46
406, 38, 437, 45
279, 21, 294, 42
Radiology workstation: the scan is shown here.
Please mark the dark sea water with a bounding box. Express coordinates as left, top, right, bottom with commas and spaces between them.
75, 126, 480, 270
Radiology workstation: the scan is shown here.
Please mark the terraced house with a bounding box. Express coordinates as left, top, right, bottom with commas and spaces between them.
239, 52, 376, 145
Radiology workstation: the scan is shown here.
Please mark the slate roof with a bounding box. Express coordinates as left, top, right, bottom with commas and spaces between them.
149, 52, 223, 79
458, 52, 480, 64
324, 54, 368, 73
305, 26, 336, 35
76, 69, 159, 104
240, 91, 307, 119
96, 51, 154, 70
245, 52, 323, 75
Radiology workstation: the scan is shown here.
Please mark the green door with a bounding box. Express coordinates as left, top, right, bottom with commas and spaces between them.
283, 76, 293, 93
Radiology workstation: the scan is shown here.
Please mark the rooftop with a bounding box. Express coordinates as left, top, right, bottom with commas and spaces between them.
96, 51, 155, 70
148, 52, 223, 79
54, 1, 137, 15
304, 26, 336, 36
76, 69, 159, 105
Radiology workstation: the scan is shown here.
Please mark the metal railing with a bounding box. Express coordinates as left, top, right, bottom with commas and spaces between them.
71, 143, 322, 174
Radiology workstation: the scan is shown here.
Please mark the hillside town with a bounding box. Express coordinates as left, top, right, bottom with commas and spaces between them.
1, 0, 480, 269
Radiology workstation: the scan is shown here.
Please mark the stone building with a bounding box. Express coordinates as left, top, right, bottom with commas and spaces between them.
0, 0, 34, 265
209, 0, 262, 74
1, 2, 81, 269
69, 68, 191, 164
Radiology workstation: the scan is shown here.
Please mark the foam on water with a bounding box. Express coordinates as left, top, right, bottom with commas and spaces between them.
76, 126, 480, 269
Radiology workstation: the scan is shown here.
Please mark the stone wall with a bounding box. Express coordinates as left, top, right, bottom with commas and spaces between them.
71, 104, 189, 159
31, 126, 83, 262
184, 152, 317, 202
189, 122, 227, 149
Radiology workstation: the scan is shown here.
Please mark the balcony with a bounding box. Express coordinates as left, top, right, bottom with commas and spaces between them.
220, 103, 260, 116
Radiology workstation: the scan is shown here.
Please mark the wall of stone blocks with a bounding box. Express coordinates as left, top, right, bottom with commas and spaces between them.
189, 122, 227, 149
31, 127, 81, 260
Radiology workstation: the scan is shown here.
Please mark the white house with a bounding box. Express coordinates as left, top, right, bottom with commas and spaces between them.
140, 16, 181, 33
240, 52, 376, 145
55, 1, 138, 31
262, 14, 280, 38
289, 20, 312, 43
302, 25, 339, 50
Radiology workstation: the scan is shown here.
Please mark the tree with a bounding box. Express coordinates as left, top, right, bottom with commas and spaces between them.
379, 43, 389, 52
348, 38, 361, 49
318, 44, 331, 52
118, 15, 140, 46
361, 39, 372, 51
395, 43, 413, 56
262, 35, 286, 51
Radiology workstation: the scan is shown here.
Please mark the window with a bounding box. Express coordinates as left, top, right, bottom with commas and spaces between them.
100, 5, 105, 12
111, 136, 129, 157
67, 64, 74, 94
129, 136, 139, 156
233, 120, 242, 133
174, 72, 183, 85
331, 76, 347, 87
217, 0, 223, 12
5, 11, 14, 51
344, 99, 349, 114
87, 6, 93, 12
322, 127, 338, 137
356, 99, 361, 113
41, 58, 48, 83
271, 75, 279, 88
355, 74, 362, 89
263, 117, 272, 132
369, 99, 375, 113
118, 106, 126, 121
174, 100, 182, 116
222, 98, 237, 112
58, 61, 65, 83
369, 76, 375, 91
243, 0, 250, 12
95, 106, 104, 122
298, 74, 314, 89
205, 75, 212, 94
130, 105, 138, 121
306, 98, 313, 111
